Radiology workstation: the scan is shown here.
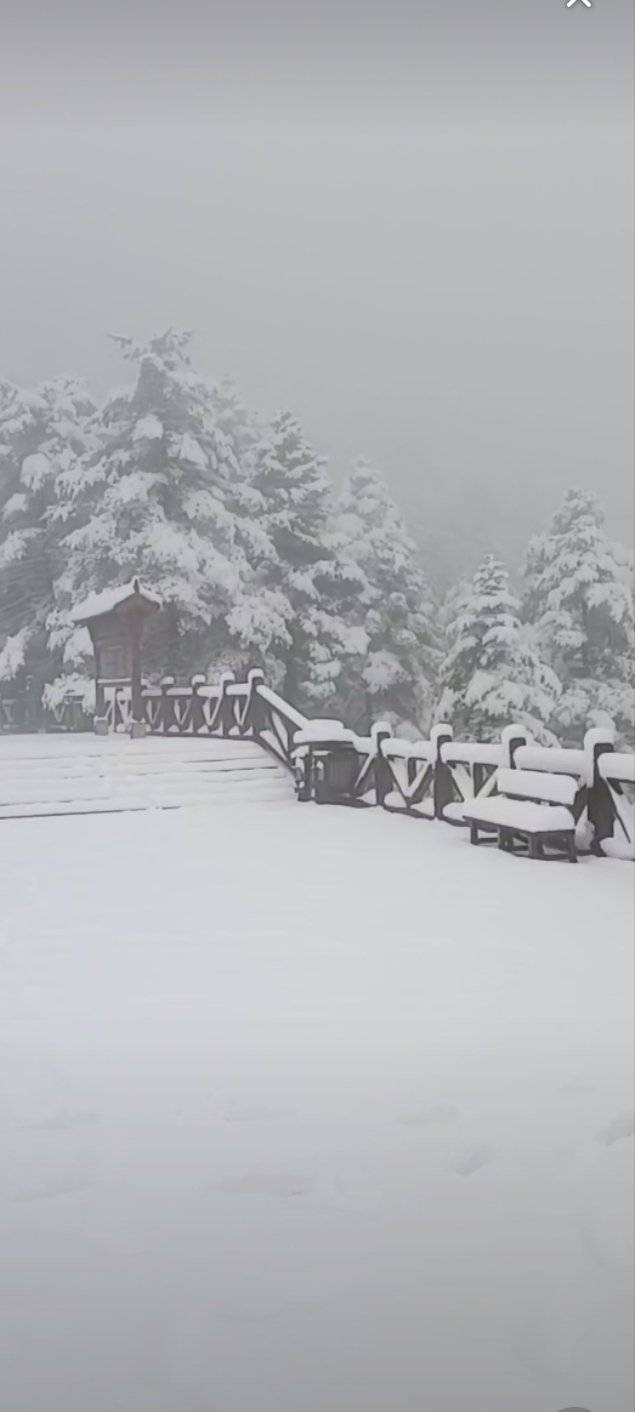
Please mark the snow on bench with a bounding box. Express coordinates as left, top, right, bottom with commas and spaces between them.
287, 709, 630, 863
434, 725, 529, 825
513, 744, 592, 787
463, 765, 580, 862
493, 767, 579, 807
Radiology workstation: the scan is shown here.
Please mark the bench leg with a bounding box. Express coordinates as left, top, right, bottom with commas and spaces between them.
567, 835, 578, 864
528, 836, 539, 859
497, 830, 508, 852
470, 823, 479, 846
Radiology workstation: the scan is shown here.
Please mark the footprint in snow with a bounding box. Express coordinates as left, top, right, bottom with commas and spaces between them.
223, 1105, 294, 1124
449, 1146, 492, 1177
597, 1112, 634, 1146
216, 1173, 312, 1199
23, 1109, 100, 1132
12, 1165, 96, 1203
400, 1105, 459, 1128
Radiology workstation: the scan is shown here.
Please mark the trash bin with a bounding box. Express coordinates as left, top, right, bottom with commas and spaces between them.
313, 743, 360, 804
292, 722, 359, 805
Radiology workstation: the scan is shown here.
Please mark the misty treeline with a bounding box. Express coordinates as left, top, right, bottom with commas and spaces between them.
0, 332, 633, 747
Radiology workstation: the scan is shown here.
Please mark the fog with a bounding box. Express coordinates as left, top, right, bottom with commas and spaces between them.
1, 0, 633, 582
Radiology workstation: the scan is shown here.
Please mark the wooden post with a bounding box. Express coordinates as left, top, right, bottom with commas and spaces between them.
246, 669, 267, 737
432, 727, 454, 819
129, 611, 143, 726
160, 676, 175, 734
94, 644, 105, 718
190, 674, 206, 735
373, 727, 392, 807
587, 739, 616, 850
508, 734, 527, 767
218, 673, 236, 736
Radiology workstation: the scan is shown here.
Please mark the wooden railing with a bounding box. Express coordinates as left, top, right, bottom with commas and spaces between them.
1, 670, 632, 857
105, 670, 308, 772
0, 669, 308, 772
291, 716, 633, 860
292, 721, 529, 820
0, 682, 92, 734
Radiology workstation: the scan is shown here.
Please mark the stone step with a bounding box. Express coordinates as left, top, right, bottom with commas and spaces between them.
0, 756, 282, 786
0, 764, 288, 795
0, 786, 293, 820
0, 737, 267, 763
0, 736, 294, 818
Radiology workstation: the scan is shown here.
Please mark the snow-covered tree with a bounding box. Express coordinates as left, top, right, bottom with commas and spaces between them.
334, 459, 439, 733
48, 331, 272, 699
522, 489, 634, 745
0, 375, 96, 692
237, 411, 368, 708
437, 553, 561, 742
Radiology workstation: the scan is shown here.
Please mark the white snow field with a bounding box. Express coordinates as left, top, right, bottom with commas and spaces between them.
0, 799, 633, 1412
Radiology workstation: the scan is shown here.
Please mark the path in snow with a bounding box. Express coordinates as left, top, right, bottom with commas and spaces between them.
0, 803, 633, 1412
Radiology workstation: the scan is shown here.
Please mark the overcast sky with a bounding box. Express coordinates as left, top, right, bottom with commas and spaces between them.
1, 0, 633, 582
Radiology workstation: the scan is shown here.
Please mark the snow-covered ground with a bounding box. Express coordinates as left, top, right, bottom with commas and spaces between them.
1, 801, 633, 1412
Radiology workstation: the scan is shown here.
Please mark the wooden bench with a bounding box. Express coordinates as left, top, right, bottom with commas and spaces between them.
462, 767, 581, 862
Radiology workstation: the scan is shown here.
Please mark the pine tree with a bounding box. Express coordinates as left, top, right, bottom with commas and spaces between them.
239, 411, 368, 708
437, 553, 560, 742
334, 459, 439, 733
522, 489, 634, 745
48, 331, 270, 701
0, 375, 96, 693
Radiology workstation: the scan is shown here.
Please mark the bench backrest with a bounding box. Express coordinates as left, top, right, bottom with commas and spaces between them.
513, 745, 591, 785
497, 767, 578, 807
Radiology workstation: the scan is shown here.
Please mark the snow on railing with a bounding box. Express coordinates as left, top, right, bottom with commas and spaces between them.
436, 725, 529, 825
0, 669, 308, 769
290, 714, 632, 859
1, 669, 631, 858
293, 720, 390, 806
0, 680, 91, 734
354, 723, 528, 824
0, 692, 24, 733
94, 671, 311, 771
378, 726, 444, 819
252, 681, 309, 769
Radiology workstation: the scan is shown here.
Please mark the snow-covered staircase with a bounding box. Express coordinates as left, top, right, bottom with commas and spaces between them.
0, 735, 294, 819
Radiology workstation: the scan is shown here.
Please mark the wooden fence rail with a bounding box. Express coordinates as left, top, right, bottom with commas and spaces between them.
1, 673, 632, 857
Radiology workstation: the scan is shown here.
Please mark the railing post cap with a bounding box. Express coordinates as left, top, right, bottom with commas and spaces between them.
500, 723, 530, 745
584, 725, 616, 756
431, 722, 453, 743
247, 667, 265, 684
190, 673, 206, 687
160, 675, 176, 688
